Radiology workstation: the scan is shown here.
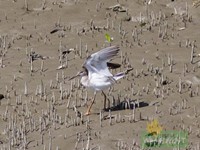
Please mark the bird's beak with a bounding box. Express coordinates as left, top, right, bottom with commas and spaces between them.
68, 72, 80, 81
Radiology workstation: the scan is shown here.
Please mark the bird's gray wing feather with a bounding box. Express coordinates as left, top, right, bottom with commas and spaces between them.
84, 46, 120, 78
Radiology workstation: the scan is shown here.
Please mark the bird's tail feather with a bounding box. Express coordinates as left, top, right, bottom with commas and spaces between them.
113, 67, 133, 81
113, 72, 125, 81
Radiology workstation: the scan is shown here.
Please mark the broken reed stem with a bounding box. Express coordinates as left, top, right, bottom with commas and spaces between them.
0, 57, 4, 68
30, 57, 33, 72
99, 110, 102, 127
41, 60, 44, 72
24, 0, 29, 11
65, 55, 68, 68
109, 109, 112, 126
79, 38, 82, 58
178, 77, 182, 93
24, 81, 28, 96
190, 44, 194, 64
169, 64, 173, 73
57, 16, 61, 27
34, 19, 36, 29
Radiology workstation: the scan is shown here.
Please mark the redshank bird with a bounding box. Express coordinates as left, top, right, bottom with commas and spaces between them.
69, 45, 132, 115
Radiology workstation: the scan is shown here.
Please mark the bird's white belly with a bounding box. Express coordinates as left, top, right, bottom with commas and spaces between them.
89, 75, 113, 91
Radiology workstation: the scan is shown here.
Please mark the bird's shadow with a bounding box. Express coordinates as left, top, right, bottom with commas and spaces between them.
104, 99, 149, 112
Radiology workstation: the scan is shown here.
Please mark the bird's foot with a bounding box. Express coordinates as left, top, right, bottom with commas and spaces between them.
84, 111, 91, 116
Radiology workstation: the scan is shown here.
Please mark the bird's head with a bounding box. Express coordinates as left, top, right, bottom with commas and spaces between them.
68, 70, 87, 81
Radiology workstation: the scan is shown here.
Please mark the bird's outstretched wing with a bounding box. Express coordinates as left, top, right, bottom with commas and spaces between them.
83, 46, 120, 78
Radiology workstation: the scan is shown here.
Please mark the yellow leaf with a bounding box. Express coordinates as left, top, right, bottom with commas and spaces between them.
146, 119, 162, 136
105, 33, 111, 42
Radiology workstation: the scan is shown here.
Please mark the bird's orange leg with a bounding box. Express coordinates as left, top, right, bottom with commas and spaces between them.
85, 91, 97, 115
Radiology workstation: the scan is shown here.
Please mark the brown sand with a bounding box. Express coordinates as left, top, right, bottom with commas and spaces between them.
0, 0, 200, 149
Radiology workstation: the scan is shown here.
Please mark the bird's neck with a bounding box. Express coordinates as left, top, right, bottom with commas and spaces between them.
81, 76, 89, 87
